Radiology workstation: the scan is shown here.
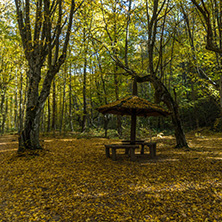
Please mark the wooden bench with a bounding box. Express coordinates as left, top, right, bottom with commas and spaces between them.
122, 140, 145, 144
105, 144, 139, 161
122, 141, 157, 158
140, 142, 157, 158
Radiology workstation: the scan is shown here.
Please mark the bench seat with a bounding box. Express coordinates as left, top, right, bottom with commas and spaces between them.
122, 141, 157, 158
140, 142, 156, 158
105, 144, 139, 161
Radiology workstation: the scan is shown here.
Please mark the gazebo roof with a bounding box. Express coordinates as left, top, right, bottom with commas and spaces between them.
96, 95, 171, 117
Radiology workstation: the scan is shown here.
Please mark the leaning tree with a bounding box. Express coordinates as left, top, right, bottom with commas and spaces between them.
97, 0, 188, 148
15, 0, 84, 152
190, 0, 222, 113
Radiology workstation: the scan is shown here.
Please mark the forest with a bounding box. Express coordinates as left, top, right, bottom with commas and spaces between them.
0, 0, 222, 221
1, 0, 222, 143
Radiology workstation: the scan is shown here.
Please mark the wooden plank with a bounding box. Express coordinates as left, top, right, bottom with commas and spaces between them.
122, 140, 145, 144
105, 144, 139, 148
105, 144, 139, 161
112, 147, 117, 161
105, 146, 110, 158
130, 110, 137, 144
141, 142, 157, 158
129, 147, 136, 161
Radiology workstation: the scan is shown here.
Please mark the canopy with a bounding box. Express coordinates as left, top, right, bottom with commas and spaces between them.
96, 95, 170, 117
97, 77, 171, 144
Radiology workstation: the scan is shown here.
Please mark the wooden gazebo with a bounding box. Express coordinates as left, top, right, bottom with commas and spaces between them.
97, 92, 170, 143
96, 79, 171, 160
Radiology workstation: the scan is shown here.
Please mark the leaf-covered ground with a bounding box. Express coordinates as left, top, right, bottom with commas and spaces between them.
0, 133, 222, 221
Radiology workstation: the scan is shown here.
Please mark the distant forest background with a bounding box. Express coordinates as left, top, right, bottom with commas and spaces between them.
1, 0, 222, 139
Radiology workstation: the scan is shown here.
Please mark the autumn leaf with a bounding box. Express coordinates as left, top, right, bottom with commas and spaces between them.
0, 134, 221, 221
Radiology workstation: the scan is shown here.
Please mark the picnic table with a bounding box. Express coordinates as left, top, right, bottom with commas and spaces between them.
105, 140, 157, 161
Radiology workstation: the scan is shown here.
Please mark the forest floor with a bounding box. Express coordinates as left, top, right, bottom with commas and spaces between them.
0, 132, 222, 221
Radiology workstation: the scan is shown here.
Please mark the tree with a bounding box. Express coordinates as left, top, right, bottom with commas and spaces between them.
15, 0, 84, 152
97, 0, 188, 147
190, 0, 222, 113
0, 1, 22, 135
136, 0, 188, 147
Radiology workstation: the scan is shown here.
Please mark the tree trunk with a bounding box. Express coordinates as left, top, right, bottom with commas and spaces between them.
81, 25, 88, 133
0, 90, 5, 135
1, 96, 8, 135
82, 55, 87, 132
170, 102, 188, 148
47, 96, 51, 132
18, 108, 42, 152
14, 73, 18, 130
191, 82, 199, 128
52, 79, 56, 136
113, 2, 122, 137
18, 70, 24, 134
18, 67, 42, 152
41, 107, 45, 133
138, 75, 188, 148
219, 75, 222, 115
104, 115, 109, 138
59, 69, 67, 134
93, 45, 110, 137
69, 67, 74, 132
114, 72, 122, 137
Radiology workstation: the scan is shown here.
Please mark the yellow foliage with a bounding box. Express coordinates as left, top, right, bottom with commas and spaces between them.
0, 134, 222, 221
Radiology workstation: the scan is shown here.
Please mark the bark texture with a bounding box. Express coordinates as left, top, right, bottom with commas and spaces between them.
15, 0, 84, 152
137, 75, 188, 148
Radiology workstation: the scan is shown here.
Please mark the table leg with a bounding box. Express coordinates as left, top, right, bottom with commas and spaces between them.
112, 148, 117, 161
141, 144, 144, 154
150, 144, 156, 158
105, 146, 110, 158
130, 148, 136, 161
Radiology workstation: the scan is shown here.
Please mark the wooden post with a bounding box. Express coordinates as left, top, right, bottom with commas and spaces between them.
219, 75, 222, 115
131, 78, 137, 144
150, 143, 156, 158
105, 146, 110, 158
141, 144, 145, 155
130, 147, 136, 161
132, 78, 137, 96
112, 148, 117, 161
130, 110, 136, 144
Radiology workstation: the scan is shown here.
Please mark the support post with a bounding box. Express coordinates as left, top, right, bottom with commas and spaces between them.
112, 148, 117, 161
130, 111, 136, 144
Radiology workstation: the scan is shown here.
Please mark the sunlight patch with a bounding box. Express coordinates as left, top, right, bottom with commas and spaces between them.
207, 157, 222, 160
140, 158, 179, 165
58, 139, 77, 142
158, 158, 179, 162
132, 179, 222, 194
0, 142, 18, 146
0, 143, 7, 145
0, 149, 17, 153
44, 140, 54, 142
